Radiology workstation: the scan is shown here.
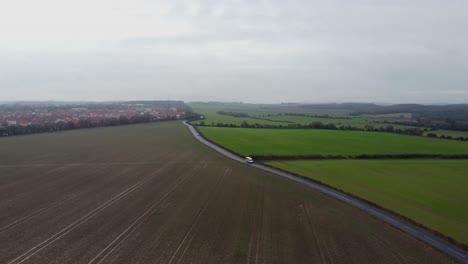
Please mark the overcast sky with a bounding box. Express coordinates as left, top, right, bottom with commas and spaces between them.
0, 0, 467, 103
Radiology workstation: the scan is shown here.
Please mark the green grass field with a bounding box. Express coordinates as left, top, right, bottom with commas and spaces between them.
191, 103, 421, 130
247, 112, 369, 126
198, 127, 468, 156
192, 109, 282, 126
424, 129, 468, 138
267, 159, 468, 244
247, 112, 418, 130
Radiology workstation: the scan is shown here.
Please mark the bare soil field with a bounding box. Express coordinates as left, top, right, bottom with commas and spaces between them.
0, 122, 457, 263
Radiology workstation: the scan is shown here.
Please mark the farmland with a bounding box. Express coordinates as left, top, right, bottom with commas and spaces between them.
190, 103, 468, 141
195, 121, 468, 248
245, 112, 415, 129
192, 107, 416, 129
268, 159, 468, 244
192, 108, 282, 126
0, 121, 455, 263
424, 129, 468, 138
192, 104, 420, 129
198, 127, 468, 156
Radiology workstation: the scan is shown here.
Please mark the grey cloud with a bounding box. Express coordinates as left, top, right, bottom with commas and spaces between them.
0, 0, 467, 103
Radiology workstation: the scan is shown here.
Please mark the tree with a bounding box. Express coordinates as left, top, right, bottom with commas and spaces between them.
119, 116, 130, 125
309, 122, 324, 129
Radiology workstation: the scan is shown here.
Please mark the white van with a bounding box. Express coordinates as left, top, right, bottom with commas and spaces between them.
245, 157, 254, 164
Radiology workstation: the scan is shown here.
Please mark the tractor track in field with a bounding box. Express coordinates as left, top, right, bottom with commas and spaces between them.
0, 165, 115, 219
6, 160, 178, 264
0, 168, 132, 234
0, 162, 169, 168
86, 161, 209, 264
168, 167, 231, 264
304, 205, 329, 264
253, 175, 265, 264
0, 166, 70, 208
374, 234, 408, 264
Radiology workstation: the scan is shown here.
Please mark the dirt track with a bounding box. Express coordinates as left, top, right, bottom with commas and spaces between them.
0, 122, 458, 263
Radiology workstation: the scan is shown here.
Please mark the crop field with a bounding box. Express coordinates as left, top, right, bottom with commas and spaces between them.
268, 159, 468, 244
424, 129, 468, 138
245, 112, 418, 129
0, 121, 455, 263
192, 109, 282, 126
189, 102, 353, 116
198, 127, 468, 156
191, 104, 422, 130
363, 113, 413, 119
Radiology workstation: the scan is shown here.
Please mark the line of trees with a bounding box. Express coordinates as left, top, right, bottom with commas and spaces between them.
216, 111, 294, 123
284, 113, 351, 120
216, 111, 249, 118
0, 100, 191, 113
185, 112, 203, 121
0, 115, 178, 137
250, 153, 468, 161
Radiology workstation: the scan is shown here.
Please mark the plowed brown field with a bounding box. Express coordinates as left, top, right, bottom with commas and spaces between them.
0, 122, 456, 263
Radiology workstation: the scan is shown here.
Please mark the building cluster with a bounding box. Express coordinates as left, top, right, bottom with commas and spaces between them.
0, 106, 184, 127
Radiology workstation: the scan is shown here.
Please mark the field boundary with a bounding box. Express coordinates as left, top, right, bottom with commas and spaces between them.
250, 153, 468, 161
185, 121, 468, 260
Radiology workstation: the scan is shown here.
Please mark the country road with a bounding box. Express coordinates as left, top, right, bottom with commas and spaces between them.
183, 121, 468, 264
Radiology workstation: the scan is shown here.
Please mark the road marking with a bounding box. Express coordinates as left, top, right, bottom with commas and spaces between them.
447, 248, 465, 258
404, 227, 418, 233
423, 236, 443, 248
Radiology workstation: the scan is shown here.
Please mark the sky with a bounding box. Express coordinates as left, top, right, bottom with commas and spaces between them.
0, 0, 467, 104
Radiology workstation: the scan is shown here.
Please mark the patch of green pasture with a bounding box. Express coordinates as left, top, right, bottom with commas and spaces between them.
247, 112, 374, 127
424, 130, 468, 138
267, 159, 468, 244
189, 102, 261, 111
363, 112, 413, 119
191, 104, 421, 130
191, 109, 282, 126
198, 127, 468, 156
244, 112, 422, 130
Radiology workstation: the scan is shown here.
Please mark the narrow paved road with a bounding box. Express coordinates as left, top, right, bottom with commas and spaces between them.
184, 121, 468, 264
